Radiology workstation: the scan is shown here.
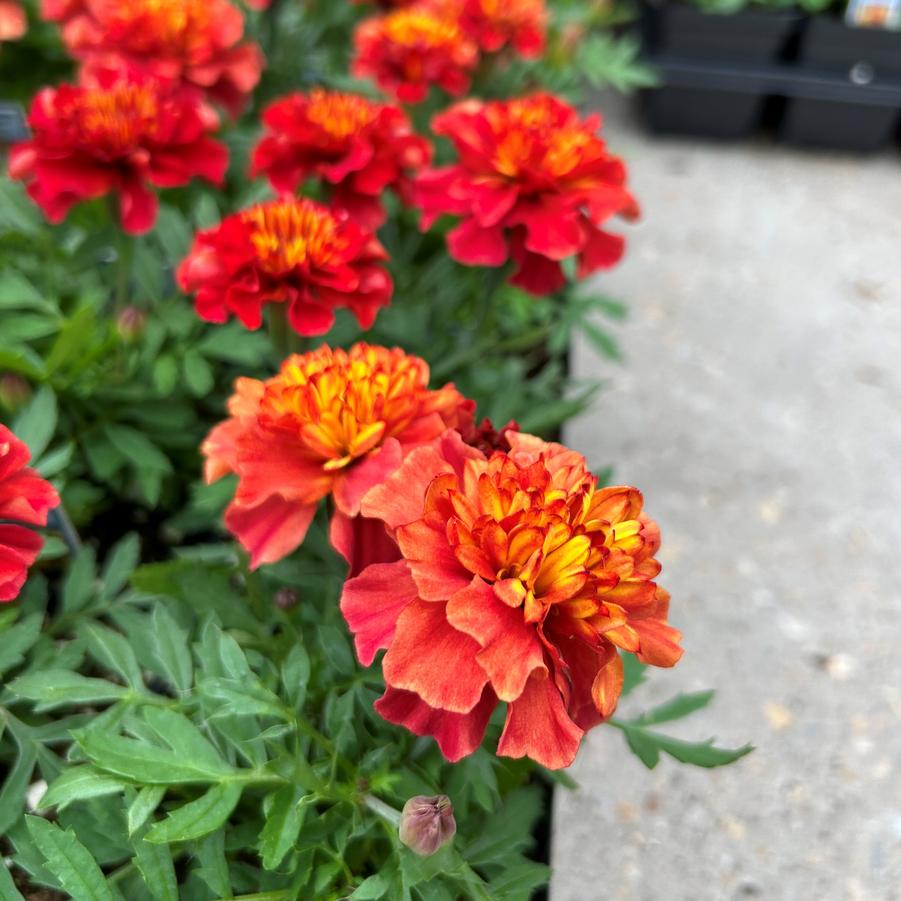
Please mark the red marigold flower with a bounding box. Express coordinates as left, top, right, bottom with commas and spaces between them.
202, 343, 474, 571
251, 89, 432, 230
8, 74, 228, 235
178, 198, 394, 337
352, 6, 478, 104
414, 92, 638, 296
458, 0, 546, 58
39, 0, 83, 22
0, 1, 26, 41
0, 425, 60, 603
55, 0, 263, 116
341, 430, 682, 769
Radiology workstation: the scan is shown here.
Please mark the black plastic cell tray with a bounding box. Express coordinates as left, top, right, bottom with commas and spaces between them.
649, 55, 901, 107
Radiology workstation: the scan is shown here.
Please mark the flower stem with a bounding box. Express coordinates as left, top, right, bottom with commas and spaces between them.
362, 793, 401, 827
47, 504, 82, 556
267, 303, 290, 362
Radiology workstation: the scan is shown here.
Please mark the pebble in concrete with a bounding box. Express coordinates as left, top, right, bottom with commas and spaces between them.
551, 96, 901, 901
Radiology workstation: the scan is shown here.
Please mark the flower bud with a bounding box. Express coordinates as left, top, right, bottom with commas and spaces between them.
274, 587, 298, 610
116, 306, 146, 343
398, 795, 456, 856
0, 373, 32, 414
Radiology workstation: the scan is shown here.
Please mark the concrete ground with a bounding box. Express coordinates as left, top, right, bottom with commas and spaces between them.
551, 95, 901, 901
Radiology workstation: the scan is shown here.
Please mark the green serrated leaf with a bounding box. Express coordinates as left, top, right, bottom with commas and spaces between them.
259, 786, 306, 871
0, 612, 42, 676
40, 767, 126, 811
76, 730, 234, 784
9, 671, 128, 711
82, 622, 144, 690
128, 786, 167, 836
633, 691, 716, 727
0, 860, 27, 901
145, 783, 242, 844
13, 385, 58, 460
133, 837, 178, 901
0, 743, 37, 835
281, 643, 310, 711
351, 871, 390, 900
142, 708, 227, 772
101, 534, 141, 599
25, 816, 115, 901
63, 547, 98, 614
150, 605, 193, 693
182, 350, 214, 397
648, 733, 754, 768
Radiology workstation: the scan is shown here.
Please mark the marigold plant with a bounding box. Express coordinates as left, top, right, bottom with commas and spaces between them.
415, 91, 638, 295
202, 343, 474, 570
456, 0, 547, 58
8, 73, 228, 234
0, 425, 60, 602
50, 0, 263, 115
177, 197, 394, 336
341, 429, 683, 768
251, 88, 432, 229
352, 5, 479, 104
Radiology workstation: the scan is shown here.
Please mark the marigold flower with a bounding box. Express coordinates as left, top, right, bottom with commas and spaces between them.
54, 0, 263, 115
0, 1, 26, 41
352, 6, 478, 104
178, 198, 394, 337
251, 89, 432, 230
202, 344, 474, 571
341, 430, 682, 769
414, 92, 638, 296
39, 0, 84, 22
458, 0, 546, 58
0, 426, 60, 603
8, 74, 228, 235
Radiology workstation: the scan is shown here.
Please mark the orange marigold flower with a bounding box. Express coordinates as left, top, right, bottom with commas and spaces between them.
202, 344, 474, 571
341, 430, 682, 769
414, 92, 638, 296
352, 6, 478, 104
457, 0, 546, 58
54, 0, 263, 116
8, 74, 228, 234
178, 198, 394, 337
251, 89, 432, 230
0, 425, 60, 603
0, 1, 26, 41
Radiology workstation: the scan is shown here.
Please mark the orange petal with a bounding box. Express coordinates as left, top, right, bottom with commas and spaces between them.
591, 652, 623, 719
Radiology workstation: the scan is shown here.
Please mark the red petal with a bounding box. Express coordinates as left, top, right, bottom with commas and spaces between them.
224, 495, 317, 569
340, 559, 418, 666
396, 519, 472, 602
497, 672, 584, 769
446, 577, 546, 702
382, 598, 487, 713
447, 219, 508, 266
375, 685, 497, 762
332, 438, 403, 517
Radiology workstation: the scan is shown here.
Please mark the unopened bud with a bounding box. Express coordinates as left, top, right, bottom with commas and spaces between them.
116, 306, 146, 342
399, 795, 456, 856
560, 23, 586, 55
0, 373, 32, 414
274, 587, 298, 610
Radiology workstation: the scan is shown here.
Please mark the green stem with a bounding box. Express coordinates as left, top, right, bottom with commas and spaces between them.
267, 303, 290, 362
109, 197, 132, 312
362, 793, 401, 827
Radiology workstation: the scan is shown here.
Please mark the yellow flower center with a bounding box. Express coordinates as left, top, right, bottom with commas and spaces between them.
306, 89, 379, 140
488, 97, 595, 180
383, 9, 463, 49
69, 83, 160, 154
241, 200, 351, 275
259, 345, 431, 469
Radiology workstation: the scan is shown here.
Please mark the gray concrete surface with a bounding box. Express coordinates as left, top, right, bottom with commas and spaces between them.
551, 96, 901, 901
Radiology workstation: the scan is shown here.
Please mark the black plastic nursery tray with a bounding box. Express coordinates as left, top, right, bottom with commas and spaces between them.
638, 6, 901, 152
642, 57, 901, 151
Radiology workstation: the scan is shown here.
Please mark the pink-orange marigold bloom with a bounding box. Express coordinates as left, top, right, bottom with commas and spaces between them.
340, 430, 682, 769
202, 344, 475, 571
352, 6, 478, 104
39, 0, 85, 22
0, 425, 60, 603
414, 92, 638, 296
177, 198, 394, 337
0, 1, 26, 41
251, 89, 432, 230
55, 0, 263, 116
8, 74, 228, 234
458, 0, 546, 58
